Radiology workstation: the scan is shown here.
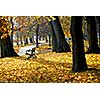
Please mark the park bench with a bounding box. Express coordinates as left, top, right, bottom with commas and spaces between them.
25, 47, 36, 59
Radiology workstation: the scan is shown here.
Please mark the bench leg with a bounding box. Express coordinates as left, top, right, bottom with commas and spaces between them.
32, 54, 36, 58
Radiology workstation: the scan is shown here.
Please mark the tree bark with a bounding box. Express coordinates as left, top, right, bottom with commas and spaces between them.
0, 34, 18, 58
70, 16, 88, 72
86, 16, 100, 53
51, 16, 71, 53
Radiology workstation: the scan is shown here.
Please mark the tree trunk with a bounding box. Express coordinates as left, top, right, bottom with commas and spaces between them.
20, 35, 23, 45
25, 38, 28, 45
29, 37, 33, 43
96, 16, 100, 47
49, 21, 58, 52
86, 16, 100, 53
10, 17, 14, 47
70, 16, 88, 72
0, 34, 18, 58
36, 24, 39, 48
32, 33, 35, 43
48, 35, 51, 46
0, 37, 1, 58
51, 16, 71, 53
16, 31, 19, 46
45, 36, 48, 42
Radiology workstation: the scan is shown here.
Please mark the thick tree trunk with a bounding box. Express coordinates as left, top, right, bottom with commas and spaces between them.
70, 16, 88, 72
86, 16, 100, 53
0, 34, 18, 58
51, 16, 71, 53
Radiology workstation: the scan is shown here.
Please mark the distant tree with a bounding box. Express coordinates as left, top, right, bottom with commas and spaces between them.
36, 24, 39, 48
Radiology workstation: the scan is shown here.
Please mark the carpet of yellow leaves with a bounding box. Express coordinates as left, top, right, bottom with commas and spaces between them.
0, 52, 100, 83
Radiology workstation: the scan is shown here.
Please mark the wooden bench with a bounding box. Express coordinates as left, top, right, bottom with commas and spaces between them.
25, 48, 36, 59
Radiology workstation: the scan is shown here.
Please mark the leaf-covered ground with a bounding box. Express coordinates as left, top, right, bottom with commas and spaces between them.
0, 47, 100, 83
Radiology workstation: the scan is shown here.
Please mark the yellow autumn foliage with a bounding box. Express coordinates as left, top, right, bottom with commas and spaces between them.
0, 49, 100, 83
